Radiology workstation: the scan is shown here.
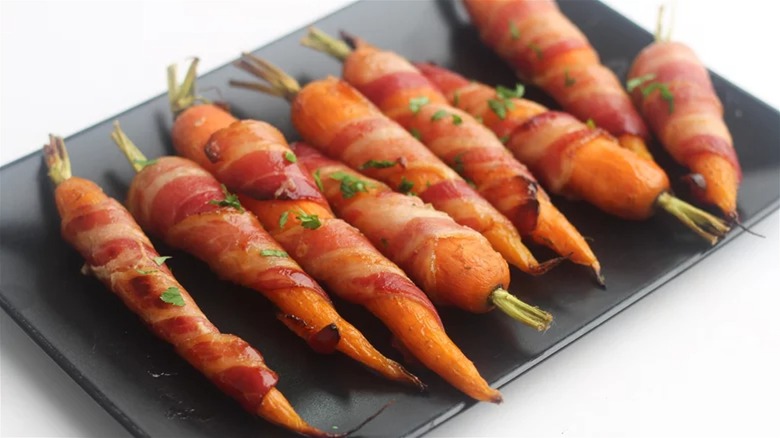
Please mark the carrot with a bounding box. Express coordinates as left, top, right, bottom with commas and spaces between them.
110, 122, 421, 389
463, 0, 654, 161
297, 29, 607, 280
627, 7, 741, 220
230, 57, 560, 277
414, 63, 730, 243
165, 60, 511, 402
43, 136, 332, 437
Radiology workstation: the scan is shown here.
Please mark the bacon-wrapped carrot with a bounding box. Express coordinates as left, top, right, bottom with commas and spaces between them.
43, 136, 332, 437
297, 30, 603, 279
627, 10, 741, 220
417, 62, 730, 243
231, 56, 556, 277
164, 61, 513, 402
293, 142, 551, 326
109, 123, 420, 390
463, 0, 653, 160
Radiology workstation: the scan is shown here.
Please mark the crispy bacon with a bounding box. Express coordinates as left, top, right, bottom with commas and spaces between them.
628, 41, 741, 217
463, 0, 649, 141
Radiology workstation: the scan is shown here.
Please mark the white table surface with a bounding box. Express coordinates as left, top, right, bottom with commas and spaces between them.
1, 1, 778, 436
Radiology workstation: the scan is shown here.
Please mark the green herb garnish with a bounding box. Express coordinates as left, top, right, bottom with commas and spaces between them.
409, 96, 429, 114
453, 153, 466, 174
500, 134, 510, 144
359, 159, 398, 170
528, 42, 543, 59
409, 127, 422, 140
585, 118, 596, 129
295, 210, 322, 230
313, 169, 324, 191
330, 171, 370, 199
488, 98, 514, 120
496, 83, 525, 100
260, 249, 288, 258
135, 269, 157, 275
626, 73, 656, 92
160, 287, 185, 306
431, 109, 448, 121
452, 114, 463, 125
153, 256, 172, 266
564, 68, 576, 87
284, 150, 297, 163
452, 91, 460, 107
398, 177, 415, 195
209, 184, 244, 212
641, 82, 675, 114
509, 21, 520, 40
279, 211, 289, 228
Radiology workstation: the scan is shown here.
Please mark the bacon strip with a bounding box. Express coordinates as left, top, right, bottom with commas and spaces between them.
463, 0, 650, 151
628, 41, 741, 217
171, 102, 501, 402
48, 167, 328, 436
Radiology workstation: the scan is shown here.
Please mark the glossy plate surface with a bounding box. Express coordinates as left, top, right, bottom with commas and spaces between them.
1, 1, 778, 437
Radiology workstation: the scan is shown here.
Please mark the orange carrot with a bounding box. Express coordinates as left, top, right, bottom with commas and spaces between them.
164, 60, 512, 402
44, 136, 333, 437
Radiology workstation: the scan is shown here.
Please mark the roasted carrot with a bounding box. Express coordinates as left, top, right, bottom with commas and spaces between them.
627, 8, 741, 220
463, 0, 653, 160
110, 122, 420, 389
416, 63, 730, 243
165, 61, 511, 402
43, 136, 332, 437
297, 29, 604, 279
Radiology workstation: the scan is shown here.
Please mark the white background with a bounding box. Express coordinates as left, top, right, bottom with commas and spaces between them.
1, 1, 779, 437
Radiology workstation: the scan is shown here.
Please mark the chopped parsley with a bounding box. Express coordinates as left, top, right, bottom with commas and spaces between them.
409, 127, 422, 140
626, 73, 656, 92
431, 109, 448, 121
135, 268, 157, 275
452, 153, 466, 174
279, 211, 290, 228
330, 171, 370, 199
359, 159, 399, 170
499, 134, 510, 144
564, 68, 576, 87
313, 169, 324, 191
452, 114, 463, 125
284, 150, 297, 163
509, 21, 520, 40
495, 83, 525, 100
260, 249, 288, 258
487, 98, 514, 120
153, 256, 172, 266
408, 96, 429, 114
528, 42, 543, 59
209, 184, 244, 212
160, 287, 185, 306
452, 91, 460, 107
585, 118, 596, 129
295, 210, 322, 230
398, 177, 415, 195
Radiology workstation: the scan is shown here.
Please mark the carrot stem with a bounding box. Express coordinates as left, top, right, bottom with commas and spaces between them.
230, 53, 301, 101
300, 27, 353, 61
490, 288, 552, 331
167, 58, 210, 117
43, 135, 72, 186
111, 121, 149, 173
656, 192, 730, 244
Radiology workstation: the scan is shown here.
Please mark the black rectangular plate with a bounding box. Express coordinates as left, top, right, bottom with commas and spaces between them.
1, 1, 779, 437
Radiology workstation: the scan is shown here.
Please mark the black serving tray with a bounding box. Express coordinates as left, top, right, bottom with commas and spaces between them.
1, 1, 778, 437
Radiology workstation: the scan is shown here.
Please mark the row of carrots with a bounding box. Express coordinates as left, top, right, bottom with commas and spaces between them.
44, 1, 739, 436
